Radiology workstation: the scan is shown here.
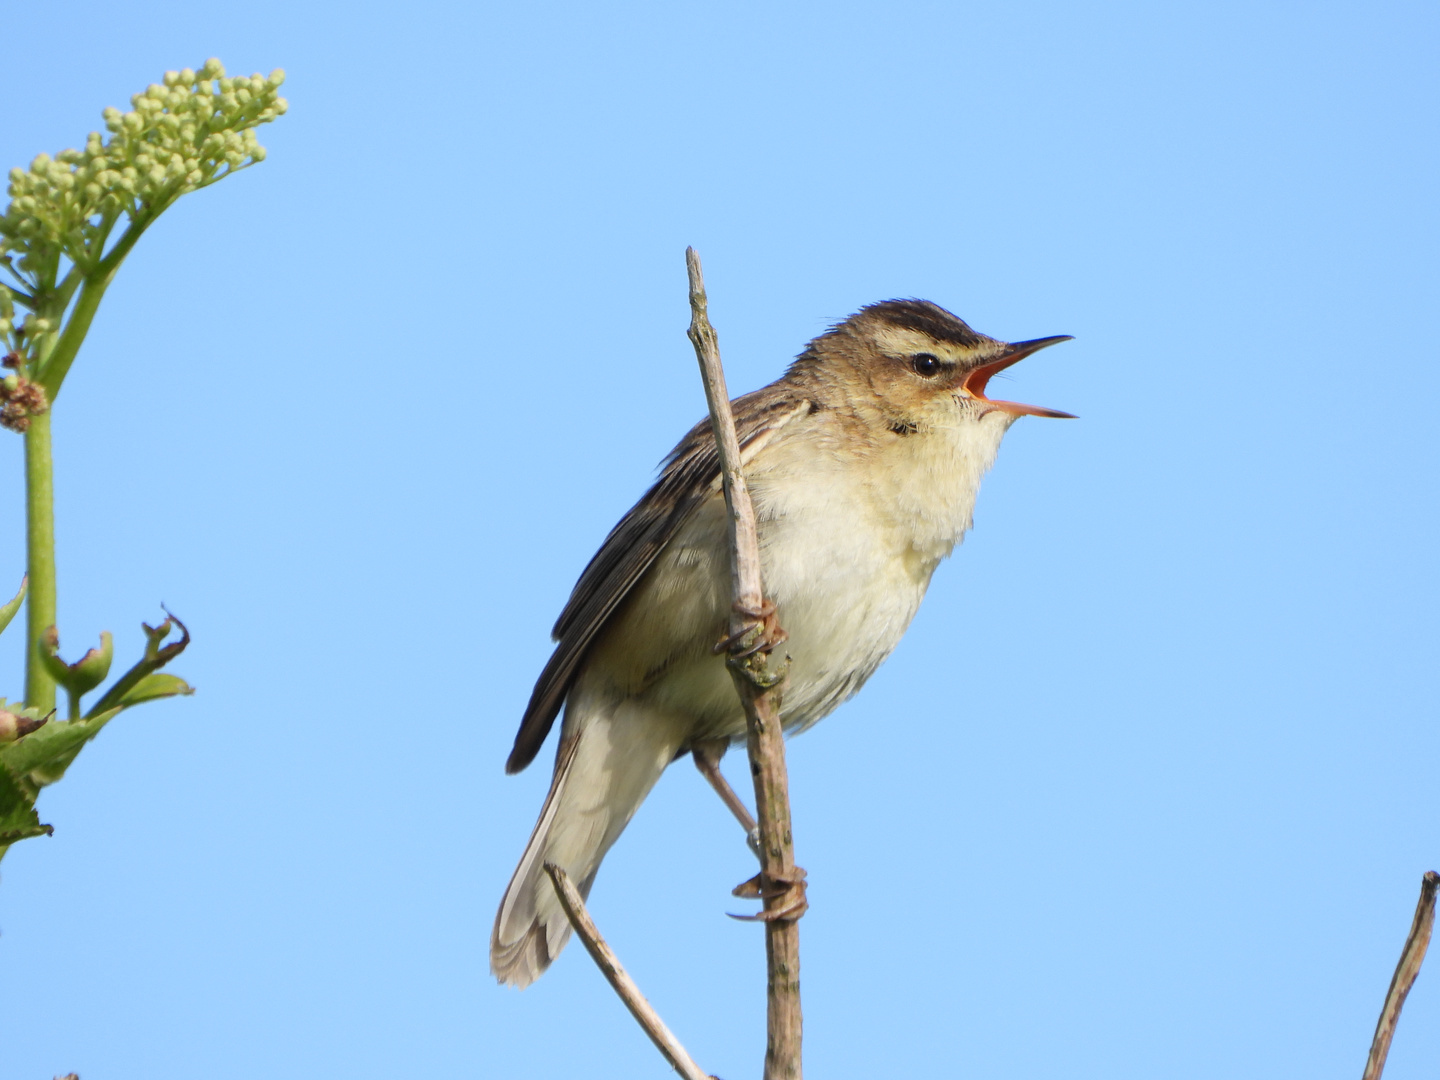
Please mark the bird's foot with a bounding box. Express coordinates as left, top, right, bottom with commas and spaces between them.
728, 865, 808, 922
712, 599, 788, 660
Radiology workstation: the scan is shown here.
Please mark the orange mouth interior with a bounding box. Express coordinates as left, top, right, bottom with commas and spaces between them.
962, 345, 1075, 419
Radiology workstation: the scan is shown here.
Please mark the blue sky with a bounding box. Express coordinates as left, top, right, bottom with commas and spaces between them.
2, 2, 1437, 1077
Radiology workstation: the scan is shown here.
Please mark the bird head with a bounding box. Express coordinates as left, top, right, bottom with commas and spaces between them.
792, 299, 1073, 437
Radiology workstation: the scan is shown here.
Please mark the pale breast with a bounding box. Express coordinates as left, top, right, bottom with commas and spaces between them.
750, 449, 932, 732
586, 408, 1011, 743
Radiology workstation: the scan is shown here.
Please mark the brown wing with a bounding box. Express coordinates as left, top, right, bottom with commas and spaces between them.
505, 385, 812, 773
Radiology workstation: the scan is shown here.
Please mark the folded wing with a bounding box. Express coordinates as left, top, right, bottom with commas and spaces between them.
504, 386, 812, 774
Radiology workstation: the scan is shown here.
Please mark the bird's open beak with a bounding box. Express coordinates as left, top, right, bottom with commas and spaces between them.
963, 335, 1076, 418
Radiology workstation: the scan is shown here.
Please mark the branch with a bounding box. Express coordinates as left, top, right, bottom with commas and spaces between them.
543, 864, 712, 1080
1362, 870, 1438, 1080
685, 246, 805, 1080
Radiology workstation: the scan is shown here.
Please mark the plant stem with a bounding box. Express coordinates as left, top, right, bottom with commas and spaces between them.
1363, 871, 1439, 1080
544, 863, 712, 1080
685, 247, 805, 1080
37, 215, 149, 403
23, 407, 56, 712
38, 274, 108, 402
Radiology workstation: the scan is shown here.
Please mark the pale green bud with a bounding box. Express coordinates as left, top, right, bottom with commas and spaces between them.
268, 69, 286, 87
179, 68, 196, 84
39, 628, 114, 696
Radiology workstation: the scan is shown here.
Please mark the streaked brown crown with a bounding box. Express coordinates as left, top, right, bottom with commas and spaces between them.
853, 299, 984, 347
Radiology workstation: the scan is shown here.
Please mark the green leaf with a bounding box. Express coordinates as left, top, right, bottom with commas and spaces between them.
116, 672, 193, 708
0, 763, 50, 862
0, 575, 24, 638
0, 707, 122, 787
85, 613, 190, 718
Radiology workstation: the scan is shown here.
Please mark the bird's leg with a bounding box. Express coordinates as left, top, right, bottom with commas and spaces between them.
693, 739, 808, 921
691, 737, 761, 860
707, 606, 806, 920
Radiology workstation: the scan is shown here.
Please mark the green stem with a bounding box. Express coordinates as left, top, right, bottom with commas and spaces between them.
23, 408, 56, 712
37, 214, 151, 402
19, 216, 155, 709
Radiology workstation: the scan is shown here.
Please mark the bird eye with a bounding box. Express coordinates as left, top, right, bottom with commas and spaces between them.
911, 353, 941, 377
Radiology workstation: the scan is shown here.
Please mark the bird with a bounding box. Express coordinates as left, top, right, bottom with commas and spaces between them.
491, 299, 1072, 988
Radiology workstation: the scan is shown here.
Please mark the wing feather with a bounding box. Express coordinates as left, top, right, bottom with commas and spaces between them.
505, 387, 811, 773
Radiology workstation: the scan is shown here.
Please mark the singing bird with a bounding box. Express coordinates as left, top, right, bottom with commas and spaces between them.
492, 299, 1071, 987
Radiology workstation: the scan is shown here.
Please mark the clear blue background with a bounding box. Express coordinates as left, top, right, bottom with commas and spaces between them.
2, 2, 1436, 1077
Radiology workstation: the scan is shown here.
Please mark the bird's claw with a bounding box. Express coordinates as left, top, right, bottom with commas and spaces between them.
728, 865, 808, 922
712, 599, 788, 659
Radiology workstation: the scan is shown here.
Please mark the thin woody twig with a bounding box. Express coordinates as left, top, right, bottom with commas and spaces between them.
1361, 870, 1439, 1080
543, 863, 713, 1080
686, 246, 805, 1080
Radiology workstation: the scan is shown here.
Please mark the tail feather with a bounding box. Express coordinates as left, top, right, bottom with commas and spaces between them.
491, 699, 684, 988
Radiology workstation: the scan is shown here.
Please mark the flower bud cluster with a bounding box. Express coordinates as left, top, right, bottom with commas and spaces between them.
0, 59, 287, 290
0, 369, 50, 432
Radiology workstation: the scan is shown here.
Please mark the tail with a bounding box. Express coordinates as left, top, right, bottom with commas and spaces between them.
490, 697, 685, 988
